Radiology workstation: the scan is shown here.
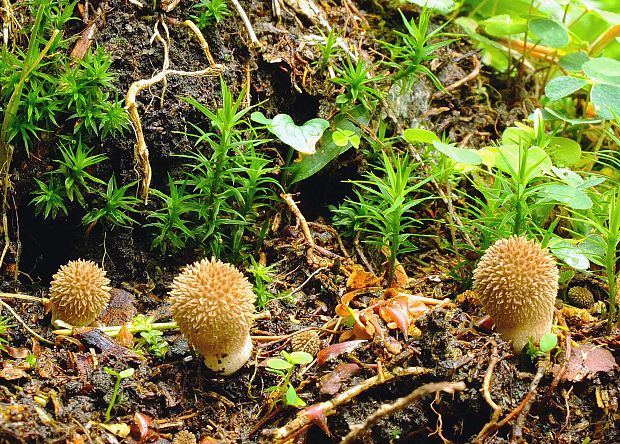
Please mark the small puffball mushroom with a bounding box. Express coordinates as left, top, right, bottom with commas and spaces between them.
473, 236, 559, 351
291, 330, 322, 357
49, 259, 112, 326
567, 286, 595, 309
169, 258, 256, 375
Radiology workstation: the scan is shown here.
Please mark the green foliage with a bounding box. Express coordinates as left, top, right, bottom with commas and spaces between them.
251, 112, 329, 155
247, 257, 277, 310
0, 316, 15, 353
147, 80, 280, 260
545, 57, 620, 119
132, 315, 170, 358
103, 366, 135, 422
31, 177, 68, 219
54, 138, 107, 207
571, 187, 620, 332
265, 350, 313, 408
381, 8, 459, 89
526, 332, 558, 361
191, 0, 232, 27
316, 28, 340, 71
332, 57, 386, 111
332, 151, 431, 285
82, 177, 141, 227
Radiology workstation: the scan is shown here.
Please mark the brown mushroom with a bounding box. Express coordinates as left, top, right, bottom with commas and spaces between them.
473, 236, 559, 351
49, 259, 112, 326
169, 258, 256, 375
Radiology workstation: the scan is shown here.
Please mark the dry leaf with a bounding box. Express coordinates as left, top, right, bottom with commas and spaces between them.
319, 363, 361, 395
346, 266, 380, 290
563, 344, 617, 382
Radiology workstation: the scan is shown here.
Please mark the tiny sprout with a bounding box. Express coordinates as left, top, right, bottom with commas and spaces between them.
265, 351, 313, 407
332, 128, 360, 148
103, 367, 135, 422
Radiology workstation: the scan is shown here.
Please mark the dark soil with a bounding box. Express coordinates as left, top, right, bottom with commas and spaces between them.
1, 0, 618, 443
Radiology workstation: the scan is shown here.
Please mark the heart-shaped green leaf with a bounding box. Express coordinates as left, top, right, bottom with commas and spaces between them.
432, 141, 482, 165
403, 128, 439, 144
251, 112, 329, 154
559, 52, 589, 72
547, 136, 581, 167
481, 14, 528, 36
538, 183, 592, 209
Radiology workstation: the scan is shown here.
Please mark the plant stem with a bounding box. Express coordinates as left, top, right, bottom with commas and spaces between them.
105, 375, 121, 422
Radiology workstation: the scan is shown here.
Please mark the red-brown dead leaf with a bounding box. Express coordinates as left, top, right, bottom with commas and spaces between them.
4, 346, 29, 359
115, 323, 134, 349
319, 363, 361, 395
346, 266, 380, 290
0, 363, 28, 380
130, 412, 157, 443
301, 404, 330, 436
379, 296, 410, 339
563, 343, 617, 382
317, 340, 367, 365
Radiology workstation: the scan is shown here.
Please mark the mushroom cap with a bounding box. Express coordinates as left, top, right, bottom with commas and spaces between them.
291, 330, 322, 356
49, 259, 112, 326
169, 258, 256, 375
473, 236, 559, 351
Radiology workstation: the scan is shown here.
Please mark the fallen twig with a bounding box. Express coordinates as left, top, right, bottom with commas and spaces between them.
475, 361, 549, 443
265, 366, 431, 442
340, 381, 466, 444
0, 299, 53, 345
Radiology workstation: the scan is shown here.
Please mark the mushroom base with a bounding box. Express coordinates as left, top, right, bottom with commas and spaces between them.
497, 319, 553, 352
202, 334, 253, 375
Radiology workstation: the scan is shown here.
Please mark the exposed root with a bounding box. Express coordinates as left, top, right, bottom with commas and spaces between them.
0, 299, 53, 345
230, 0, 259, 45
265, 366, 431, 442
475, 361, 550, 443
125, 19, 223, 201
341, 381, 466, 444
482, 339, 503, 415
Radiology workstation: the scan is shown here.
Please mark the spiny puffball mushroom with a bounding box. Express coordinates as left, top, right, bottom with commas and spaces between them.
567, 286, 595, 309
291, 330, 322, 357
169, 258, 256, 375
49, 259, 112, 326
473, 236, 559, 351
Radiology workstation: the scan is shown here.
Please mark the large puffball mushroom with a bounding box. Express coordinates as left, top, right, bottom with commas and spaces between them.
473, 236, 559, 352
169, 258, 256, 375
49, 259, 112, 326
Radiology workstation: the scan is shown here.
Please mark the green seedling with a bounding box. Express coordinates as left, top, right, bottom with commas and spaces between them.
332, 151, 432, 286
247, 257, 277, 310
191, 0, 232, 28
82, 177, 141, 228
133, 315, 170, 358
316, 28, 340, 71
265, 351, 313, 407
526, 332, 558, 361
332, 128, 360, 149
381, 7, 459, 89
31, 176, 68, 219
0, 315, 15, 353
54, 138, 107, 207
332, 57, 386, 111
103, 367, 135, 422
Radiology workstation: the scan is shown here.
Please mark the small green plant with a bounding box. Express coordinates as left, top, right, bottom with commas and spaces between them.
191, 0, 232, 28
316, 28, 340, 71
572, 186, 620, 332
265, 351, 313, 408
31, 176, 68, 219
247, 257, 277, 310
332, 57, 386, 111
0, 316, 14, 353
82, 177, 141, 228
332, 127, 360, 149
526, 332, 558, 361
103, 366, 135, 422
381, 7, 459, 89
54, 138, 107, 207
147, 176, 199, 253
132, 315, 170, 358
332, 151, 432, 286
